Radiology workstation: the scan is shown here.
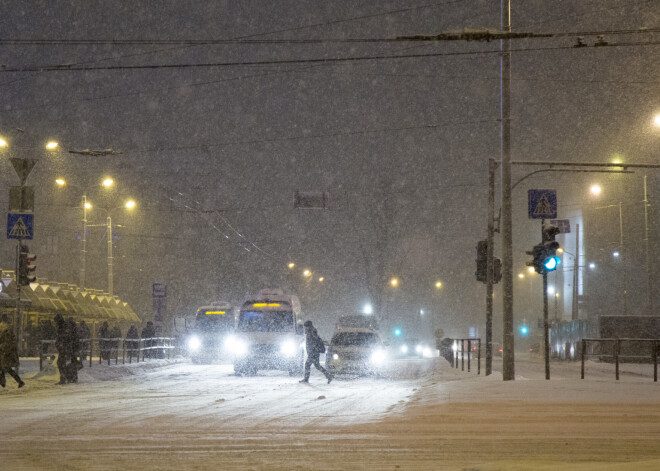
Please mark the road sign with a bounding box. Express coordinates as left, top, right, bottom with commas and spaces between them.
7, 213, 34, 240
528, 189, 557, 219
549, 219, 571, 234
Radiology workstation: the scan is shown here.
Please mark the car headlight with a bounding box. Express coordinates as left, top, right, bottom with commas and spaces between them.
224, 335, 248, 356
332, 353, 339, 360
415, 345, 423, 354
400, 345, 408, 354
187, 335, 202, 352
370, 349, 387, 365
422, 347, 433, 358
280, 340, 297, 357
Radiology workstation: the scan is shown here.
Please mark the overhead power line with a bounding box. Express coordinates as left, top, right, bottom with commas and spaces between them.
0, 27, 657, 46
1, 40, 659, 74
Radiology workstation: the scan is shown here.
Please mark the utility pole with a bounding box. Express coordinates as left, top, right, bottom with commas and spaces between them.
572, 223, 579, 320
644, 176, 653, 316
500, 0, 515, 381
486, 158, 496, 376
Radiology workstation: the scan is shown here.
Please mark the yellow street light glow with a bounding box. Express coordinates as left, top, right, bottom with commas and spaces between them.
55, 178, 66, 186
318, 277, 324, 282
435, 281, 442, 289
84, 202, 92, 209
125, 200, 136, 209
528, 267, 535, 274
589, 184, 602, 196
557, 248, 564, 254
654, 114, 660, 127
288, 262, 295, 269
303, 269, 312, 277
0, 137, 7, 147
390, 278, 399, 287
45, 141, 58, 150
102, 178, 114, 187
518, 273, 525, 279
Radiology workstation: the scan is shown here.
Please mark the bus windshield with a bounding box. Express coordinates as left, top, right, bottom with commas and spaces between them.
195, 309, 234, 332
238, 310, 294, 332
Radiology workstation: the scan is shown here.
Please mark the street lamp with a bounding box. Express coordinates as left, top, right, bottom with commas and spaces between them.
89, 199, 136, 296
55, 177, 116, 289
390, 277, 399, 287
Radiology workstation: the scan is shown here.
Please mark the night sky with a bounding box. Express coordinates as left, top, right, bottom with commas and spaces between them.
1, 1, 658, 339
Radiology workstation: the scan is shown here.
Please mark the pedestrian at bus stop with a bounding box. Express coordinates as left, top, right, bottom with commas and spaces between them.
0, 314, 25, 388
300, 320, 333, 384
54, 313, 70, 385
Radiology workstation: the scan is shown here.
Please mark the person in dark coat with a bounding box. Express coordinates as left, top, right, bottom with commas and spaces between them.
99, 321, 110, 361
141, 321, 156, 359
0, 315, 25, 388
125, 325, 139, 361
64, 317, 82, 383
54, 313, 70, 385
300, 320, 333, 384
77, 320, 91, 361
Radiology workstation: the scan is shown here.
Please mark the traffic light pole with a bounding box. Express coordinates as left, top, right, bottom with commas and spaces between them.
486, 158, 496, 376
542, 270, 550, 379
15, 242, 23, 360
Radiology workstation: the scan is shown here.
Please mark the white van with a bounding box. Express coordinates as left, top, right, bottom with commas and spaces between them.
226, 289, 305, 376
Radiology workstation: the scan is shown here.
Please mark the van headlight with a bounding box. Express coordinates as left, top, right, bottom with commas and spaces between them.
370, 349, 387, 365
187, 335, 202, 352
224, 335, 248, 357
280, 340, 297, 357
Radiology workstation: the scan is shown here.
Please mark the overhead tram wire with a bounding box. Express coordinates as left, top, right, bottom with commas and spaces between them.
2, 39, 659, 74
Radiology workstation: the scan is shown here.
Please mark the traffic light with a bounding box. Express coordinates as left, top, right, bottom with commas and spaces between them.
393, 328, 402, 337
519, 324, 529, 336
526, 244, 546, 274
475, 240, 487, 282
18, 244, 36, 286
541, 223, 561, 272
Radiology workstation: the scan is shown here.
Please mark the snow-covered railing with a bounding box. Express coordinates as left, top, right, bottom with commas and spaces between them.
581, 338, 660, 381
40, 336, 177, 370
442, 338, 481, 374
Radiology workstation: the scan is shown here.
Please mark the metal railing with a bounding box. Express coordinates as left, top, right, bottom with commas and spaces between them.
40, 337, 177, 371
581, 338, 660, 381
441, 338, 481, 374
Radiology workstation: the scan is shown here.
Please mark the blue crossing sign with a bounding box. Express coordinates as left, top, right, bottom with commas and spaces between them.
7, 213, 34, 240
528, 190, 557, 219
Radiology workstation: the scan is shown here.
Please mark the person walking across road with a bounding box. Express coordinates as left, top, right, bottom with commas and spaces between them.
0, 315, 25, 388
54, 314, 70, 385
300, 320, 333, 384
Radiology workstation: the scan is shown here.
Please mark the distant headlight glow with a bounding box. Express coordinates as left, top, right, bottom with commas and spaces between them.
224, 335, 248, 356
415, 345, 423, 353
280, 340, 297, 357
422, 347, 433, 358
187, 335, 201, 352
400, 345, 408, 354
332, 353, 339, 360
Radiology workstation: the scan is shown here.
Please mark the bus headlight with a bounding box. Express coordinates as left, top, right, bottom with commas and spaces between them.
187, 335, 202, 352
370, 349, 387, 365
280, 340, 297, 357
332, 353, 339, 360
224, 335, 248, 357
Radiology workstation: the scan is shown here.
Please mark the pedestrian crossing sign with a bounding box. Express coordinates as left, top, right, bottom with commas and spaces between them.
7, 213, 34, 240
528, 190, 557, 219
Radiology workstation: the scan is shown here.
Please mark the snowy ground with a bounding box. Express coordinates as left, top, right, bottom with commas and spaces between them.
2, 354, 660, 470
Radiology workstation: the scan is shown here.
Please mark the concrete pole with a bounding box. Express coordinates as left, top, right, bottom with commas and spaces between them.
501, 0, 515, 381
81, 194, 87, 289
619, 202, 628, 315
107, 215, 113, 296
644, 176, 653, 316
572, 224, 579, 320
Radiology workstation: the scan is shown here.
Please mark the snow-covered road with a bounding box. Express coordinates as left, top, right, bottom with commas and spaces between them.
3, 355, 660, 470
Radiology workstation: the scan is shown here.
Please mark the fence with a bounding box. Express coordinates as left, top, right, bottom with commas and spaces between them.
580, 338, 660, 381
440, 338, 481, 374
40, 337, 177, 371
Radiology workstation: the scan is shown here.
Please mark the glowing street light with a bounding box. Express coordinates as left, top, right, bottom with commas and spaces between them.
0, 137, 7, 147
102, 178, 114, 188
125, 200, 136, 209
303, 269, 312, 278
46, 141, 58, 150
654, 113, 660, 127
435, 281, 442, 289
589, 184, 602, 196
390, 277, 399, 287
318, 277, 324, 283
288, 262, 295, 269
55, 178, 66, 186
